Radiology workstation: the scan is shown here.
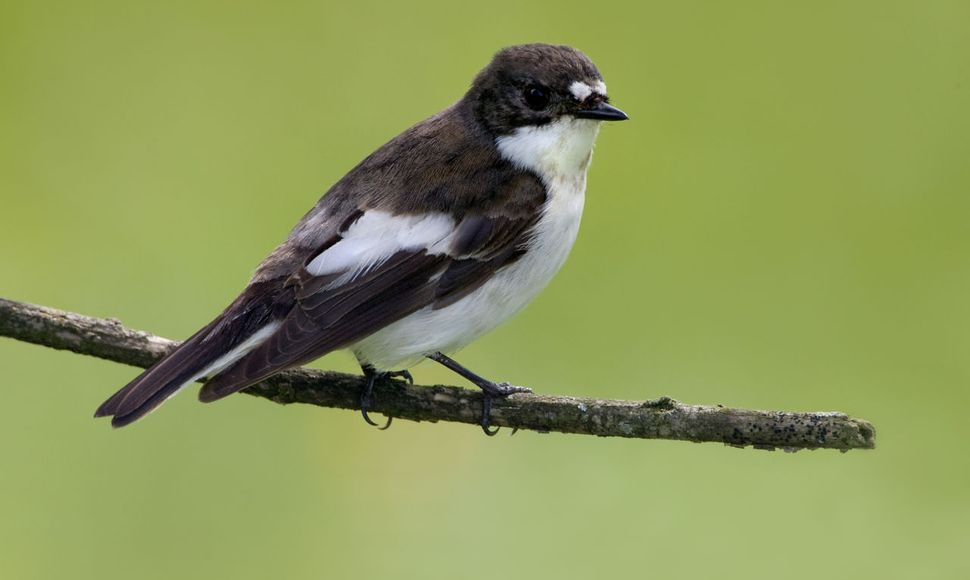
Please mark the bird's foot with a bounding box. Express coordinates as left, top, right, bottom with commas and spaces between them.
424, 351, 532, 436
477, 381, 533, 436
360, 367, 413, 430
385, 369, 414, 384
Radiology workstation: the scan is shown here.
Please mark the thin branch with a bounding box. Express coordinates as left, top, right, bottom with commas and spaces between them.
0, 297, 875, 451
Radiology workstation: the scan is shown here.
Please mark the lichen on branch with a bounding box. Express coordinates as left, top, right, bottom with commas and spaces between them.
0, 297, 875, 451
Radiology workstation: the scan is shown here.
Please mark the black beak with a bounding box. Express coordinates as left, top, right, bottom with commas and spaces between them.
573, 102, 629, 121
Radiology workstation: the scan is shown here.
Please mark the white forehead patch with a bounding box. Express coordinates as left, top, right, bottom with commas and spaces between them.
569, 80, 608, 101
569, 81, 593, 101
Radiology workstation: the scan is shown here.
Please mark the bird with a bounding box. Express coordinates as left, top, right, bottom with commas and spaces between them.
95, 43, 628, 434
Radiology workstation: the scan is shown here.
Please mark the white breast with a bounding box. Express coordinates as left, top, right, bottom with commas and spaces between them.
351, 118, 602, 370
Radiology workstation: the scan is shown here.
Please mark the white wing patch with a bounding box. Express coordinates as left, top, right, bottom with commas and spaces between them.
354, 109, 602, 370
305, 210, 456, 280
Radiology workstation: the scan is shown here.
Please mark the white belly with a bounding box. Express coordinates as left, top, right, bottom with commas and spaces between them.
352, 173, 586, 369
351, 116, 601, 370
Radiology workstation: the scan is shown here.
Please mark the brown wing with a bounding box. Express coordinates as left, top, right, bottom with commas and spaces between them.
196, 210, 540, 403
98, 100, 552, 427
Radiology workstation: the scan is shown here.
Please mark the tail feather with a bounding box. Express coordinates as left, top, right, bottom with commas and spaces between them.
95, 279, 293, 427
94, 381, 135, 418
109, 377, 196, 428
95, 324, 229, 427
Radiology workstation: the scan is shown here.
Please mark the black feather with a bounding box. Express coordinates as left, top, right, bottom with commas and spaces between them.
95, 279, 293, 426
96, 44, 598, 426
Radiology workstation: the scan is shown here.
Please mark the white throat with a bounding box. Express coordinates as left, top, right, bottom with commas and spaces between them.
495, 117, 601, 180
350, 119, 603, 369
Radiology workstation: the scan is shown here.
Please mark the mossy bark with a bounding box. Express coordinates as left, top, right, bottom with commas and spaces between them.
0, 297, 875, 451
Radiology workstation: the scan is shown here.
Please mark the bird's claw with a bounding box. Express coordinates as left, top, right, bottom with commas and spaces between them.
360, 389, 392, 430
479, 382, 531, 436
359, 367, 411, 430
481, 394, 499, 436
489, 381, 532, 397
422, 352, 533, 437
387, 369, 413, 384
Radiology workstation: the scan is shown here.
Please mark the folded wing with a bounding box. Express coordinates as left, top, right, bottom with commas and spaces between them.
196, 207, 540, 403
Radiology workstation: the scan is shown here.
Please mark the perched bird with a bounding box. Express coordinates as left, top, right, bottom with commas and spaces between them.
95, 43, 627, 434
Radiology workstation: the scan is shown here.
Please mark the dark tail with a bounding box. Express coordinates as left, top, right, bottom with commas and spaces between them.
95, 280, 292, 427
95, 322, 232, 427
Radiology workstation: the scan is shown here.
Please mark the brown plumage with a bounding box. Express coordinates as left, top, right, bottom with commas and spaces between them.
95, 43, 625, 428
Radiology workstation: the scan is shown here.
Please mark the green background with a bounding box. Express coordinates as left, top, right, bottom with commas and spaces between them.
2, 1, 968, 578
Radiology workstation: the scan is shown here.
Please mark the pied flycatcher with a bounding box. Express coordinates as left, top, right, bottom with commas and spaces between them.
96, 43, 628, 434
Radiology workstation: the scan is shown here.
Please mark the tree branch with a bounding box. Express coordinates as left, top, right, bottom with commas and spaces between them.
0, 297, 875, 451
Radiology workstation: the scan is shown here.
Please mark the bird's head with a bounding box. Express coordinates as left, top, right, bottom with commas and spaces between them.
465, 44, 627, 174
466, 43, 627, 134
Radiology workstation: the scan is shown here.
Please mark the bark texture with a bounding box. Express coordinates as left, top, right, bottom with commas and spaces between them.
0, 297, 875, 451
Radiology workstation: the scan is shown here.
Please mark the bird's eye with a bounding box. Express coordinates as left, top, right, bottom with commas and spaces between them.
524, 86, 549, 110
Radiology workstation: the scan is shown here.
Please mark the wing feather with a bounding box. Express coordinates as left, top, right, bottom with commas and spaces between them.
196, 210, 539, 403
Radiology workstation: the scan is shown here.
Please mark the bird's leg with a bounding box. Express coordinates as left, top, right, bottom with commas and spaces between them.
425, 352, 532, 436
359, 364, 413, 430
